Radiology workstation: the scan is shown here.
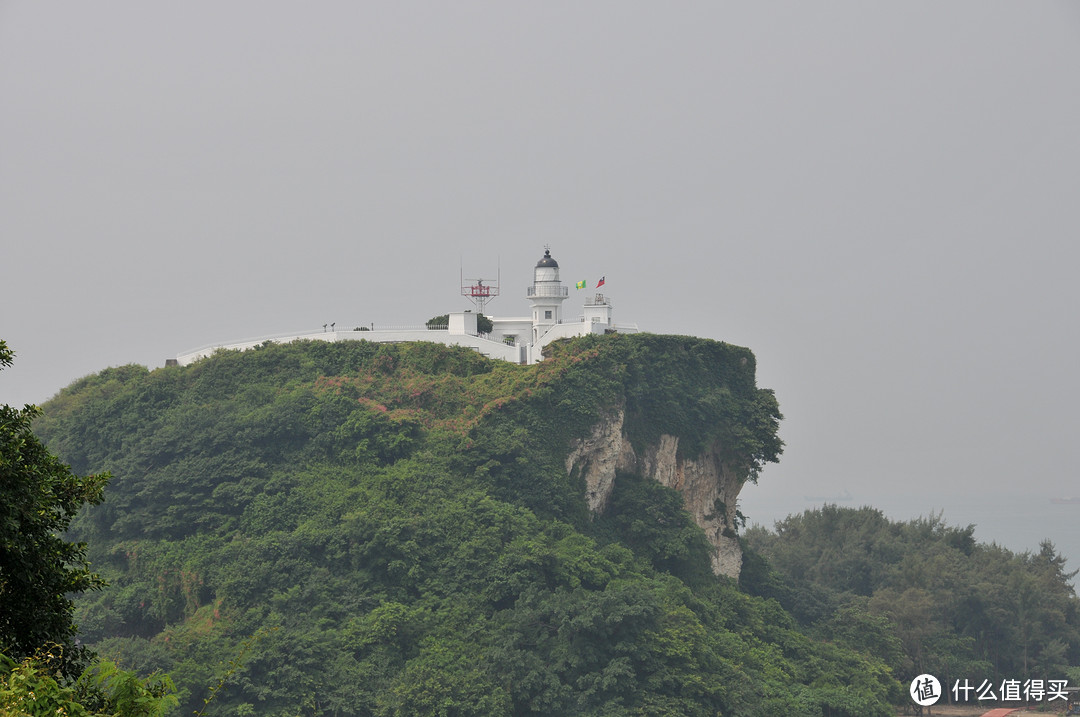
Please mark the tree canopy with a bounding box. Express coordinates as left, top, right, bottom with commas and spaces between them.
27, 335, 903, 716
0, 340, 179, 715
744, 504, 1080, 700
0, 340, 108, 674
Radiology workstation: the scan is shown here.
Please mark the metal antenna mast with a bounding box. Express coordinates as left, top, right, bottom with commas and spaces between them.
461, 257, 500, 315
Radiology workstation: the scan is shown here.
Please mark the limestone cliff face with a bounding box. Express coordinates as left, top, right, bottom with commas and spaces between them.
565, 408, 745, 578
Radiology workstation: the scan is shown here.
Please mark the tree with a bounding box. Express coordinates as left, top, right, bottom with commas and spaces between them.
0, 340, 109, 675
1, 652, 178, 717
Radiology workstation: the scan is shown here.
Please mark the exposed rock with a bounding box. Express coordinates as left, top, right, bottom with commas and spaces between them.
564, 409, 638, 514
566, 409, 745, 578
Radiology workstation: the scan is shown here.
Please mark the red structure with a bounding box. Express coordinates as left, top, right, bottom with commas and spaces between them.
461, 275, 499, 315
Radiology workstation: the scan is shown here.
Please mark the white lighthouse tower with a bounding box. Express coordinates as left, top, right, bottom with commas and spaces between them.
175, 247, 638, 368
527, 247, 568, 345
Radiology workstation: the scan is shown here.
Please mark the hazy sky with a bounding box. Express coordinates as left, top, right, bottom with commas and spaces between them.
3, 3, 1079, 555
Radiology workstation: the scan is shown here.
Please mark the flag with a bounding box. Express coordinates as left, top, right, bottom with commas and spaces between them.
596, 276, 605, 288
575, 280, 586, 289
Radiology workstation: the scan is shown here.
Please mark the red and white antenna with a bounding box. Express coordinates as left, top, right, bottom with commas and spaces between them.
460, 258, 500, 315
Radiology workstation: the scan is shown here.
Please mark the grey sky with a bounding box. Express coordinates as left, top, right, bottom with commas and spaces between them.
3, 3, 1079, 556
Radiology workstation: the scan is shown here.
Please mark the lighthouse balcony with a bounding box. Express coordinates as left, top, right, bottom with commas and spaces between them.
527, 285, 569, 298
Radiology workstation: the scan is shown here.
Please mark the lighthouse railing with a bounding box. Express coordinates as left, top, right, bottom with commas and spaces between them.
527, 286, 569, 298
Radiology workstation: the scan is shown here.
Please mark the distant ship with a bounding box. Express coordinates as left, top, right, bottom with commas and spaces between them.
1050, 497, 1080, 505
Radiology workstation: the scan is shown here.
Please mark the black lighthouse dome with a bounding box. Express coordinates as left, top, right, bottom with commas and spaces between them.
536, 249, 559, 268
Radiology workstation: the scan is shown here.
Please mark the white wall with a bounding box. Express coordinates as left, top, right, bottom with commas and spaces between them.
448, 311, 478, 336
488, 317, 531, 344
176, 329, 522, 366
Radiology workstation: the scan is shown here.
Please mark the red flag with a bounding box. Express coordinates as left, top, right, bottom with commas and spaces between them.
596, 276, 605, 288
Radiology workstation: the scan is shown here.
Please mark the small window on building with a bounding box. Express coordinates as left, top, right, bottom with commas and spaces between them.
545, 310, 552, 319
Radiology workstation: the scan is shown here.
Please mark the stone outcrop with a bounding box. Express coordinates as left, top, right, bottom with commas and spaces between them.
565, 409, 745, 578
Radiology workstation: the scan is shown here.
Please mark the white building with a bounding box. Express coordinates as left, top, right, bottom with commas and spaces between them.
173, 249, 637, 367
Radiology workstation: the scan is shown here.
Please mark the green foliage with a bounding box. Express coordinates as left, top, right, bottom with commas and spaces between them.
0, 341, 109, 676
593, 471, 715, 588
476, 314, 494, 334
551, 334, 783, 472
76, 657, 179, 716
30, 335, 899, 715
1, 650, 95, 717
194, 627, 275, 717
745, 505, 1080, 690
0, 649, 177, 717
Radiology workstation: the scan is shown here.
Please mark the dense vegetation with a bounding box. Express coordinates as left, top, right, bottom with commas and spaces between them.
0, 343, 106, 675
29, 334, 909, 716
0, 340, 178, 715
743, 505, 1080, 702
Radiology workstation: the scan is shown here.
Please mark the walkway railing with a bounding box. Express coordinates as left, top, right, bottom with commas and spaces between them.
527, 285, 569, 298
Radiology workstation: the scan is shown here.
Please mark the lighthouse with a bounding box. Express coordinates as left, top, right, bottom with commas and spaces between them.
527, 248, 569, 345
175, 247, 637, 368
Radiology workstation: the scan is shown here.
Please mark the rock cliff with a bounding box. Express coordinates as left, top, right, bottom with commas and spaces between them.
566, 408, 745, 578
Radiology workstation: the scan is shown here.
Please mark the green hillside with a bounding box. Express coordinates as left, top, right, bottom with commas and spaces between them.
35, 334, 900, 716
744, 505, 1080, 695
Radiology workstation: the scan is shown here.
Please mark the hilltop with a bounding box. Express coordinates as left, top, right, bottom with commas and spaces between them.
36, 334, 903, 716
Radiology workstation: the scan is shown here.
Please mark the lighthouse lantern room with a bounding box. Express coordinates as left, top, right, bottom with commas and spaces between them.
526, 247, 569, 344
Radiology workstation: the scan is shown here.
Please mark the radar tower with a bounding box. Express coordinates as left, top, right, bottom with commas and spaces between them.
461, 259, 500, 315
